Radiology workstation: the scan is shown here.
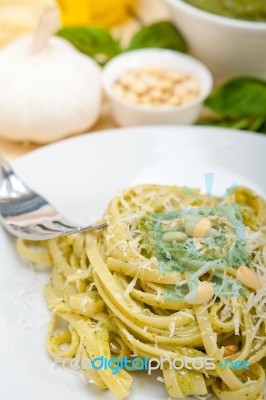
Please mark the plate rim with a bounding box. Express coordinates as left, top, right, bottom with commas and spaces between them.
12, 125, 266, 166
1, 124, 266, 400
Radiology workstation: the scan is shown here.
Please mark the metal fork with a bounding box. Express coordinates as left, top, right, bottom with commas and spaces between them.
0, 155, 108, 241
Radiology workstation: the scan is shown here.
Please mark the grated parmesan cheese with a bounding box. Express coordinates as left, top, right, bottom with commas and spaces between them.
168, 321, 175, 338
232, 297, 240, 336
124, 276, 138, 300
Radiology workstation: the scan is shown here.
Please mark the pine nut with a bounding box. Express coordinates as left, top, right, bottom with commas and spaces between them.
162, 231, 188, 243
185, 222, 197, 237
149, 89, 163, 100
185, 282, 214, 305
168, 95, 182, 105
158, 79, 172, 90
236, 265, 263, 291
132, 82, 148, 95
113, 67, 200, 107
185, 218, 219, 238
169, 72, 185, 82
194, 218, 212, 238
174, 83, 189, 97
137, 95, 151, 104
224, 345, 238, 357
184, 215, 205, 224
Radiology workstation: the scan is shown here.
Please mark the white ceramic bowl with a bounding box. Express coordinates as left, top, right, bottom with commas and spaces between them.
166, 0, 266, 83
102, 49, 213, 127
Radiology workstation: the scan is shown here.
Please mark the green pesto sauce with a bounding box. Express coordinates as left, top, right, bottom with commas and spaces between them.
183, 0, 266, 21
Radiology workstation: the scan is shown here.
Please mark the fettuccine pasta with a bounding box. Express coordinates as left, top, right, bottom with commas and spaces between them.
17, 185, 266, 399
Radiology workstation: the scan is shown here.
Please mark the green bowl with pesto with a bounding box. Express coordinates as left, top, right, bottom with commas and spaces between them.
166, 0, 266, 82
182, 0, 266, 22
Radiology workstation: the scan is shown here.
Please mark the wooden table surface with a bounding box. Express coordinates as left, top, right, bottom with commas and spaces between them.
0, 0, 169, 160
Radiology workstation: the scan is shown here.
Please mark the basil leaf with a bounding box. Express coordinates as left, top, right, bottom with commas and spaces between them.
205, 77, 266, 117
128, 21, 187, 53
249, 116, 266, 132
197, 117, 266, 134
57, 27, 122, 64
230, 118, 252, 129
197, 119, 239, 128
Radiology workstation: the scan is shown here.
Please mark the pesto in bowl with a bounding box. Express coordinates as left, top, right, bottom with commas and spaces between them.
183, 0, 266, 21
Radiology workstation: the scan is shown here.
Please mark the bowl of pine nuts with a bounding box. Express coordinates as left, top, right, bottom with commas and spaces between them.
102, 49, 213, 127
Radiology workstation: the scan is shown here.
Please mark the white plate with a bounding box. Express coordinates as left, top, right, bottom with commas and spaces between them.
1, 126, 266, 400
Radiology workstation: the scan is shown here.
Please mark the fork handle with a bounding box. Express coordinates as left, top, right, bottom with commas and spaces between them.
0, 154, 13, 177
0, 155, 15, 199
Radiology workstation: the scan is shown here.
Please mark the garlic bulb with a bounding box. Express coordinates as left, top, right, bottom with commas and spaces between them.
0, 8, 102, 143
